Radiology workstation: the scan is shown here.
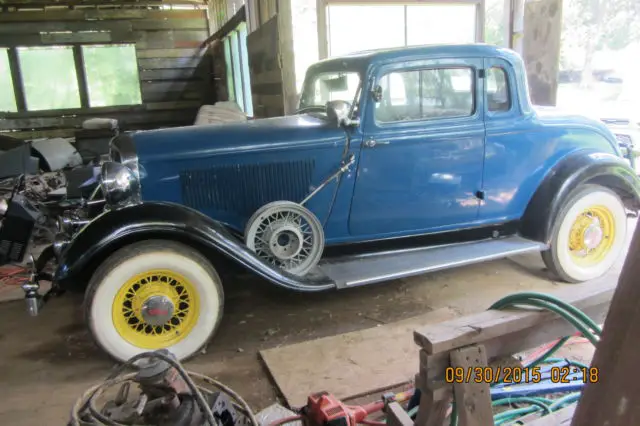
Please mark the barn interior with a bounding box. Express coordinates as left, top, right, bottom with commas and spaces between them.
0, 0, 639, 425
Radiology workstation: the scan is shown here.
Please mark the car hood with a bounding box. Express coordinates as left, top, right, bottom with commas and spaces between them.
131, 114, 346, 162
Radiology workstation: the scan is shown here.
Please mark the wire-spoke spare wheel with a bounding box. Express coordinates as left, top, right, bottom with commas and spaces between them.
245, 201, 325, 276
84, 240, 224, 362
542, 184, 627, 283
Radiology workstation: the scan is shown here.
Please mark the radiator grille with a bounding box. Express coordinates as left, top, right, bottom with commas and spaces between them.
180, 159, 315, 215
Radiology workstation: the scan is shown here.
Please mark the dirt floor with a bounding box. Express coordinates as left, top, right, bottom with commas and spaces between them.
0, 234, 628, 425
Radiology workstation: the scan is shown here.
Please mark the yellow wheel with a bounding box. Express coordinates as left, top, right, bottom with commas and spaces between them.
85, 241, 223, 362
112, 270, 200, 349
542, 185, 627, 282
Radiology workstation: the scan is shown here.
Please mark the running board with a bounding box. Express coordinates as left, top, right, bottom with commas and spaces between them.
317, 236, 547, 289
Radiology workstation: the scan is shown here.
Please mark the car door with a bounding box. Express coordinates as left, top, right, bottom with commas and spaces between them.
348, 58, 485, 237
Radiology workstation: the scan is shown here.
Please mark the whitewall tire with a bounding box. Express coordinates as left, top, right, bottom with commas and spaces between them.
84, 240, 224, 362
542, 184, 627, 283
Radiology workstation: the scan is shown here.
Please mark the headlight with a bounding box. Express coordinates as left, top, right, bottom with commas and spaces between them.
100, 161, 140, 205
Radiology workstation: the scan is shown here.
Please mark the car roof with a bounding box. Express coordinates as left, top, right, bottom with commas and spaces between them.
308, 43, 521, 73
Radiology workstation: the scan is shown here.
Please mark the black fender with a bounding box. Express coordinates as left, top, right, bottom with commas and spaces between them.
54, 202, 336, 292
521, 150, 640, 243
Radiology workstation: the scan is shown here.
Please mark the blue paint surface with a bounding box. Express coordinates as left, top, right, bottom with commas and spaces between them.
128, 44, 624, 245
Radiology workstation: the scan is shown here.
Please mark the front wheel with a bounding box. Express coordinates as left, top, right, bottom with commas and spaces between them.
84, 240, 224, 362
542, 184, 627, 283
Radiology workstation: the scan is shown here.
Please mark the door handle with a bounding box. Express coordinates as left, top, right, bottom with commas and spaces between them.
363, 139, 390, 148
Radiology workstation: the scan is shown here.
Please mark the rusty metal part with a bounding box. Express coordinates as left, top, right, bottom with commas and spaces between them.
69, 350, 258, 426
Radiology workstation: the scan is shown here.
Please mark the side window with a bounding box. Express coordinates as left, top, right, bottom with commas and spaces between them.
486, 67, 511, 112
375, 67, 474, 123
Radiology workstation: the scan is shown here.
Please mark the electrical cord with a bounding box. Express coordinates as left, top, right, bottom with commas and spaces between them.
69, 351, 257, 426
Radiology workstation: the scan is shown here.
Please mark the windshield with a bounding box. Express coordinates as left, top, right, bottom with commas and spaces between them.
298, 71, 361, 112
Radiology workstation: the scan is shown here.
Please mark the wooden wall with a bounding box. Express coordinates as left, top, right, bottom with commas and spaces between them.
245, 0, 297, 118
0, 3, 213, 139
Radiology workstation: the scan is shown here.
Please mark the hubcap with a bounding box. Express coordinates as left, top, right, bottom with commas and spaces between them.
568, 205, 615, 265
141, 295, 175, 326
112, 270, 200, 349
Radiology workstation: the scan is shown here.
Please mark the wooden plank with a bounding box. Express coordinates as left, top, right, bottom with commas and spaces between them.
139, 68, 205, 80
145, 100, 201, 110
0, 109, 197, 130
387, 402, 414, 426
572, 225, 640, 426
449, 345, 494, 426
523, 405, 575, 425
0, 0, 206, 5
0, 101, 199, 119
0, 31, 136, 47
135, 48, 207, 58
413, 386, 452, 426
0, 20, 132, 34
141, 89, 204, 103
250, 68, 283, 85
0, 9, 206, 23
131, 18, 208, 31
1, 128, 76, 140
414, 278, 617, 354
133, 30, 208, 49
252, 82, 284, 96
141, 79, 204, 94
138, 57, 208, 69
259, 307, 457, 408
419, 298, 611, 389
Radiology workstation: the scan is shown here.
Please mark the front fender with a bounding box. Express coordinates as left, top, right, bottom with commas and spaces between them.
55, 202, 335, 292
521, 150, 640, 243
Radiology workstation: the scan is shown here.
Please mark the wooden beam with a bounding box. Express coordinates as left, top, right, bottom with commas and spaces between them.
135, 47, 206, 58
139, 68, 205, 80
386, 402, 414, 426
6, 47, 25, 112
138, 56, 207, 69
202, 4, 245, 45
414, 279, 616, 354
0, 109, 198, 131
571, 225, 640, 425
0, 0, 205, 5
449, 345, 494, 426
73, 45, 90, 108
0, 9, 206, 22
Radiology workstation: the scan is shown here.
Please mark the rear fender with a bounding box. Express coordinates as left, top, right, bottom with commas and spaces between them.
521, 150, 640, 243
55, 202, 335, 292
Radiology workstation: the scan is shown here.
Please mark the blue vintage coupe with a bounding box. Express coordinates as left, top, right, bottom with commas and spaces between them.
8, 44, 639, 361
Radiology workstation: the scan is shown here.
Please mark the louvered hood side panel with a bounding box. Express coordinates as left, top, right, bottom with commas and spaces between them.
180, 159, 315, 217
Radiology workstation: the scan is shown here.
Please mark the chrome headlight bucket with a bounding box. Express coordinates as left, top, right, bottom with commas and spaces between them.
100, 161, 140, 206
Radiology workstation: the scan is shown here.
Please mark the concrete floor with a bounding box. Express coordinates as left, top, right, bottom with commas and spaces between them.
0, 245, 626, 425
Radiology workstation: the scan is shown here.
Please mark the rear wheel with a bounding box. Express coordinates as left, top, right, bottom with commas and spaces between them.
542, 184, 627, 282
84, 240, 224, 362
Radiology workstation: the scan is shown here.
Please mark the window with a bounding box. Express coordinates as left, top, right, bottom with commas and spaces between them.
5, 43, 141, 112
487, 67, 511, 112
0, 49, 17, 112
375, 67, 474, 123
82, 44, 141, 107
299, 71, 361, 110
18, 46, 81, 111
223, 22, 253, 116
